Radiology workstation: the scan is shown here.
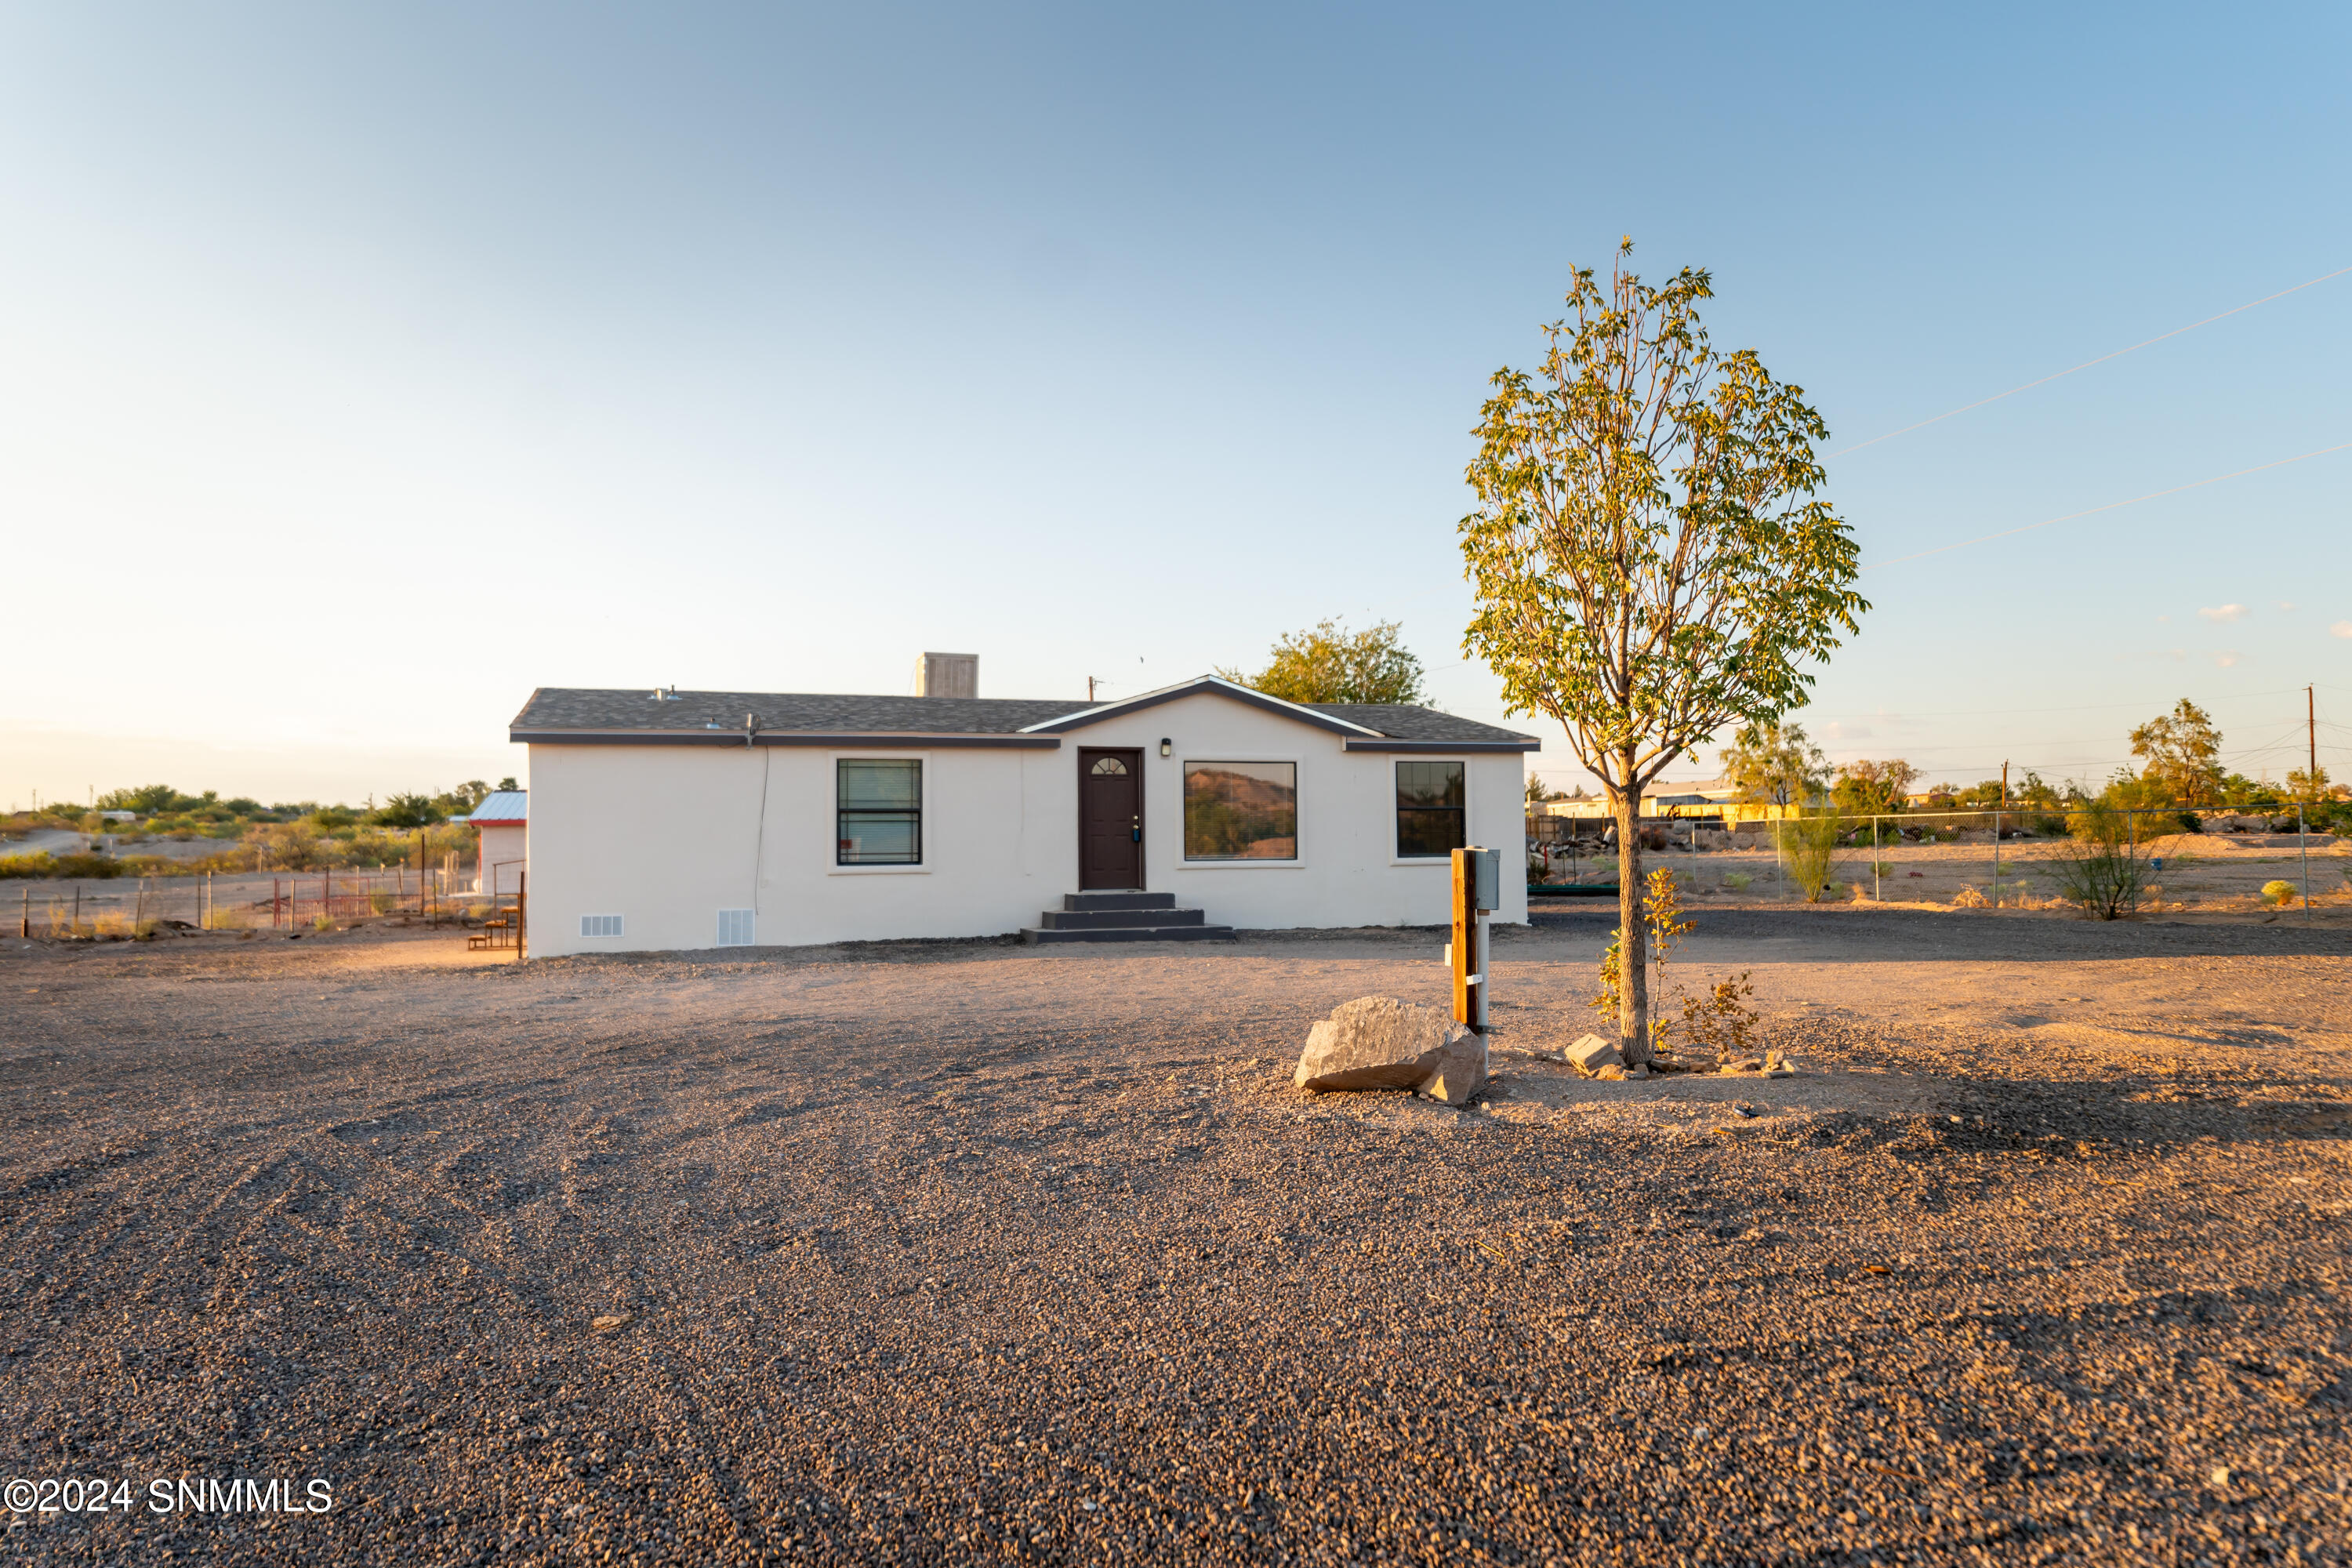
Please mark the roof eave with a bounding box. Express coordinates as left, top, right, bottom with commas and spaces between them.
1341, 738, 1541, 753
511, 728, 1062, 750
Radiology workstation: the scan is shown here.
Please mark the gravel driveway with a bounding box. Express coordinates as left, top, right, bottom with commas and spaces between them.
3, 911, 2349, 1564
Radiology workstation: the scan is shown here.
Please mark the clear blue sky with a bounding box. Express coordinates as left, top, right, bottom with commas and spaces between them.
4, 2, 2347, 807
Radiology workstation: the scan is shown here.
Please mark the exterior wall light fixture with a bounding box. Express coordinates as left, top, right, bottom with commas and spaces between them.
1159, 738, 1172, 757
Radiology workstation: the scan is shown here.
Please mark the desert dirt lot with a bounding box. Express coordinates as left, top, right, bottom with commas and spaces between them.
4, 909, 2351, 1566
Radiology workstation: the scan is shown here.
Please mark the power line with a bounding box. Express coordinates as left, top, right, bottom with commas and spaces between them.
1831, 262, 2352, 458
1864, 441, 2352, 569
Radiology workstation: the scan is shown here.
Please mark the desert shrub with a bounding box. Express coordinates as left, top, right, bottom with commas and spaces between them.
1951, 885, 1987, 908
368, 891, 397, 914
1870, 860, 1895, 876
1723, 872, 1752, 891
1773, 813, 1846, 902
2051, 803, 2151, 920
206, 905, 253, 931
312, 913, 335, 931
1671, 970, 1760, 1063
1599, 869, 1763, 1065
2261, 880, 2299, 906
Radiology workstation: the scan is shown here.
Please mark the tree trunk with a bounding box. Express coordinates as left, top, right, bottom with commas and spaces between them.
1612, 767, 1651, 1065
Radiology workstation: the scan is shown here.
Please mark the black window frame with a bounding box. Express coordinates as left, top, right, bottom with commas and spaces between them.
1394, 759, 1465, 858
836, 757, 924, 866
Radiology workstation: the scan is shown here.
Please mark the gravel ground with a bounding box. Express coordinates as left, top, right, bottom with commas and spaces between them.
3, 910, 2350, 1566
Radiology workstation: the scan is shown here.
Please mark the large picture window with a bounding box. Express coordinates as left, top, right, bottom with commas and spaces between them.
1396, 760, 1465, 858
837, 759, 922, 865
1184, 761, 1298, 860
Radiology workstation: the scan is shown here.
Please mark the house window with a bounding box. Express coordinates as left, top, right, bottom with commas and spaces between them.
837, 759, 922, 865
1396, 760, 1465, 857
715, 909, 755, 947
579, 913, 625, 938
1184, 762, 1297, 860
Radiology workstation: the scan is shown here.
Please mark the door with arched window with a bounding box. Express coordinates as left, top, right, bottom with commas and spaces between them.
1077, 748, 1145, 889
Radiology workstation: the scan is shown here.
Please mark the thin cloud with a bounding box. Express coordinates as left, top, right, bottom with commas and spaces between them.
2277, 601, 2297, 612
2213, 651, 2242, 667
2333, 621, 2352, 639
2198, 604, 2248, 622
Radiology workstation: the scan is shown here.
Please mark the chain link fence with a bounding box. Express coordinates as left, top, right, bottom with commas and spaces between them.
1530, 804, 2345, 916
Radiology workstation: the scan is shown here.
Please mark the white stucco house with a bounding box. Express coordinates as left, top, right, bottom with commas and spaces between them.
510, 673, 1537, 956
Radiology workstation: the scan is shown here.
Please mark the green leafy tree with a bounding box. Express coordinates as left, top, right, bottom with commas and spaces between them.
1720, 720, 1829, 808
96, 784, 182, 815
1459, 241, 1865, 1062
2129, 699, 2223, 805
2287, 764, 2331, 804
1830, 757, 1918, 815
373, 793, 445, 830
1218, 617, 1428, 706
495, 776, 520, 793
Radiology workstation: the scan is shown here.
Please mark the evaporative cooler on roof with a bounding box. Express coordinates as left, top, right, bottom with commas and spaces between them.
915, 652, 978, 699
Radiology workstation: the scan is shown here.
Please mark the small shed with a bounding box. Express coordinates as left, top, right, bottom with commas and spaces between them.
466, 790, 528, 896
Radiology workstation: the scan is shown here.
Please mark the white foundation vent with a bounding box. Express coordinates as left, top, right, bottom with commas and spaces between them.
579, 913, 624, 938
716, 909, 756, 947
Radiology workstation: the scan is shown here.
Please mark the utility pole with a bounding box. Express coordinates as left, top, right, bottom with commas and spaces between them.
2000, 760, 2009, 808
2310, 684, 2319, 799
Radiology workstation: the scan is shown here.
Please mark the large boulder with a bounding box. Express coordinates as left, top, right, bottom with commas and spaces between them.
1294, 996, 1486, 1108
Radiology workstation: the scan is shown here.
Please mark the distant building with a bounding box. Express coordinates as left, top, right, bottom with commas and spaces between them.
466, 791, 527, 897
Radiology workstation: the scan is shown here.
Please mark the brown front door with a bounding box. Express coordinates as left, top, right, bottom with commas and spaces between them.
1078, 748, 1145, 890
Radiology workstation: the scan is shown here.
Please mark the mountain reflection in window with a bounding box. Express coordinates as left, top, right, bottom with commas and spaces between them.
1184, 762, 1297, 860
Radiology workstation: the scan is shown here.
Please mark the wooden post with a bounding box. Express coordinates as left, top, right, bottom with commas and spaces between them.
516, 869, 527, 963
1450, 850, 1471, 1025
1450, 848, 1483, 1033
20, 885, 27, 938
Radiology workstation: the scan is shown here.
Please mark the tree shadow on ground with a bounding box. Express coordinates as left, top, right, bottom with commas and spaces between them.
1526, 903, 2352, 961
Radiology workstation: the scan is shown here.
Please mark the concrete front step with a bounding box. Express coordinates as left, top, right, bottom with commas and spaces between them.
1036, 907, 1207, 931
1020, 923, 1236, 945
1062, 891, 1178, 913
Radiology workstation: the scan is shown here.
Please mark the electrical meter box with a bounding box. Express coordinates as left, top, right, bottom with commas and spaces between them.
1469, 847, 1499, 913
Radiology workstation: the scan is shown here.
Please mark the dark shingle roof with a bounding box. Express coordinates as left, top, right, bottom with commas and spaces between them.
510, 688, 1080, 735
510, 681, 1539, 749
1304, 703, 1538, 746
